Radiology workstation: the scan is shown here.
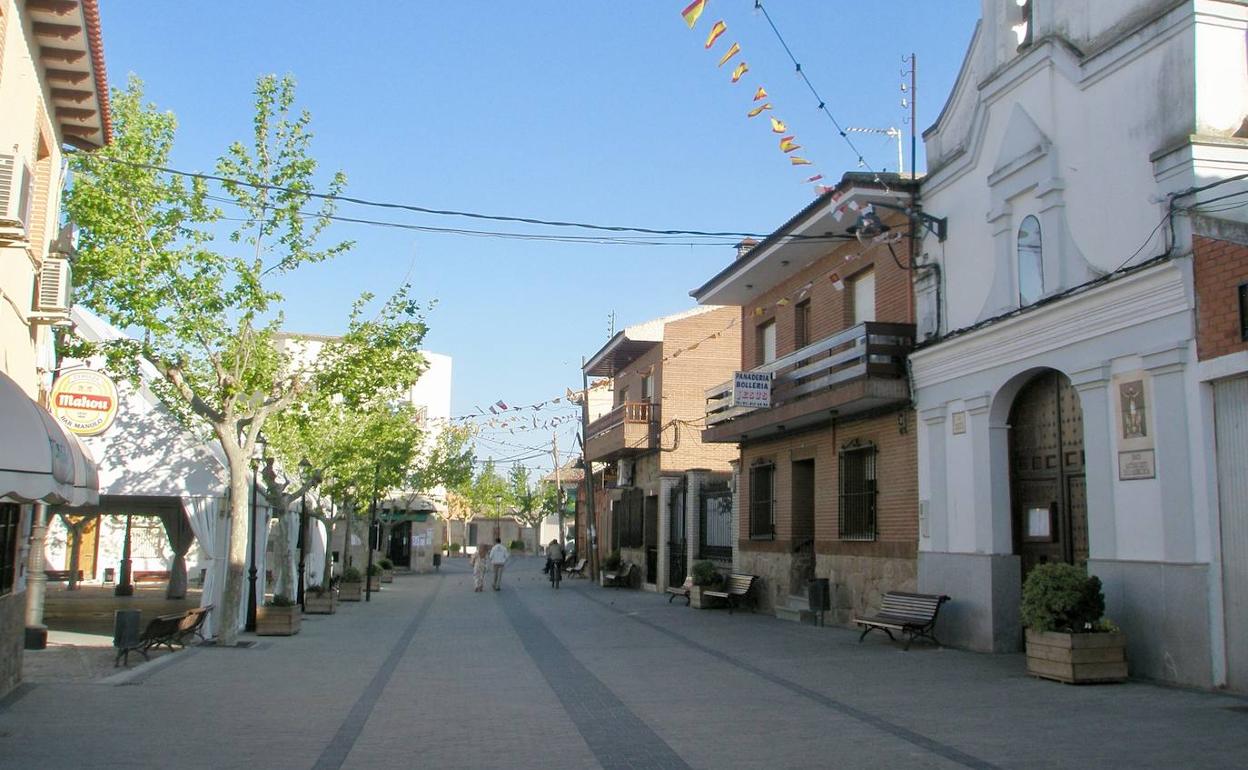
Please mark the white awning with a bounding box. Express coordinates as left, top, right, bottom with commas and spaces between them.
0, 370, 99, 506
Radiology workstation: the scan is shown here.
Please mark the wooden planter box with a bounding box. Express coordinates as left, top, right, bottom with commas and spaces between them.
381, 569, 394, 584
340, 581, 363, 601
304, 591, 337, 614
256, 605, 301, 636
1025, 629, 1128, 684
368, 576, 381, 592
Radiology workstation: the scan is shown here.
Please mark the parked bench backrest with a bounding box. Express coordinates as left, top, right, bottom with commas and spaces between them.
878, 592, 947, 623
144, 613, 187, 639
726, 574, 755, 596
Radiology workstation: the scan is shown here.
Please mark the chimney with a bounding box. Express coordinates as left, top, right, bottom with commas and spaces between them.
735, 238, 758, 260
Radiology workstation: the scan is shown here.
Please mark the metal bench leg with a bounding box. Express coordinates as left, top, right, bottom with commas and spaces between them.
858, 626, 872, 643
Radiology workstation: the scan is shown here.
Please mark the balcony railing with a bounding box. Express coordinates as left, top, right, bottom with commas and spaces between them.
586, 401, 658, 441
584, 401, 661, 461
705, 322, 914, 427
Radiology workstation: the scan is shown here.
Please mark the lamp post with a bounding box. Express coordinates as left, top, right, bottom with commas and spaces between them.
245, 435, 266, 633
297, 458, 311, 611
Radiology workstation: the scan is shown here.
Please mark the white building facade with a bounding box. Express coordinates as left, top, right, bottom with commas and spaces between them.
911, 0, 1247, 690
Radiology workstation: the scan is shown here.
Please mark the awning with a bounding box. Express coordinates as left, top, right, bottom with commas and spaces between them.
0, 370, 99, 505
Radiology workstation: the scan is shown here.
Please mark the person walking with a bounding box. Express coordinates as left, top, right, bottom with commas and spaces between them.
471, 543, 488, 592
489, 537, 509, 591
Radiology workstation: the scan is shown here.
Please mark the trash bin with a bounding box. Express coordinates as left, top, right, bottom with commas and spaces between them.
808, 578, 831, 612
113, 609, 141, 649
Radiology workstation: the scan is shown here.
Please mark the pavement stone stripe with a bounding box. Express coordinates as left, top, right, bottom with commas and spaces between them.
501, 587, 691, 770
312, 577, 443, 770
575, 587, 999, 770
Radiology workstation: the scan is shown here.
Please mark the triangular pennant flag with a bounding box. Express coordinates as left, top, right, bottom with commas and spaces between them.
776, 298, 790, 306
829, 272, 844, 291
731, 62, 749, 83
770, 117, 787, 134
489, 406, 498, 414
681, 0, 706, 28
747, 103, 771, 118
790, 156, 812, 166
717, 42, 740, 67
496, 400, 509, 410
806, 174, 824, 184
705, 20, 726, 48
779, 135, 800, 153
753, 86, 768, 102
754, 307, 765, 316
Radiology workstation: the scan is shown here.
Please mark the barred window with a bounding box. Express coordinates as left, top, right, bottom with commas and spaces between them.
749, 463, 775, 539
1, 504, 20, 596
839, 441, 877, 541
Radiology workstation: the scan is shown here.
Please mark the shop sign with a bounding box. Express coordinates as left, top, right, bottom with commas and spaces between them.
50, 369, 119, 436
732, 371, 772, 409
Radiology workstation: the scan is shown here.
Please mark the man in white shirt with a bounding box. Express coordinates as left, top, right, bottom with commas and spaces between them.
489, 538, 509, 591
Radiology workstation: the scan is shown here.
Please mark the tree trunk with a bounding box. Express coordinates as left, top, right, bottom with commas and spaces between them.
271, 509, 295, 599
219, 459, 251, 647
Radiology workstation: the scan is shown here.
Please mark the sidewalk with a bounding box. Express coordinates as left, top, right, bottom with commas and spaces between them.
1, 556, 1245, 769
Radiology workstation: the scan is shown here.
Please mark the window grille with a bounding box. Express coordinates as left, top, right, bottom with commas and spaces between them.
749, 463, 775, 539
839, 442, 877, 541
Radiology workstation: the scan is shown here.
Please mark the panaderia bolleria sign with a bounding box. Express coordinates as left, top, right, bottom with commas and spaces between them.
50, 369, 119, 436
732, 371, 772, 409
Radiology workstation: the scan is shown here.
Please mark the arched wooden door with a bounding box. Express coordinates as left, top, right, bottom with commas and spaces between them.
1009, 370, 1089, 578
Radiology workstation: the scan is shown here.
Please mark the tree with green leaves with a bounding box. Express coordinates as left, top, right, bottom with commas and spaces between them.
508, 463, 545, 553
65, 75, 428, 645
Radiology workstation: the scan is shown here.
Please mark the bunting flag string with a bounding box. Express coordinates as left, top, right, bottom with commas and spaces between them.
679, 2, 827, 194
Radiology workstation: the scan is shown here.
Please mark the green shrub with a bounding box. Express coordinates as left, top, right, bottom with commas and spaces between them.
366, 563, 383, 577
691, 560, 721, 587
266, 593, 295, 607
378, 558, 394, 570
509, 539, 525, 551
342, 566, 362, 582
448, 542, 461, 553
1020, 563, 1107, 633
602, 549, 621, 571
307, 584, 330, 596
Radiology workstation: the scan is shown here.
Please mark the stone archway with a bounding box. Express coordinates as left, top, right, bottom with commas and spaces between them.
1006, 369, 1089, 579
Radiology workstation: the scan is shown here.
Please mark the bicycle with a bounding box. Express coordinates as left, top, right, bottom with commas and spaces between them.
549, 559, 563, 589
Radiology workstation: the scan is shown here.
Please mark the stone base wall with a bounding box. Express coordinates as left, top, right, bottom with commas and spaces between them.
815, 553, 917, 626
0, 592, 24, 698
737, 550, 790, 613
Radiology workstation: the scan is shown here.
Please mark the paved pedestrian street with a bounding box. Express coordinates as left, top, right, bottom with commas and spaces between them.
2, 558, 1246, 770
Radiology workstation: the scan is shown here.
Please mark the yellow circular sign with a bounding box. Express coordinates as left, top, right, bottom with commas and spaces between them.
50, 369, 119, 436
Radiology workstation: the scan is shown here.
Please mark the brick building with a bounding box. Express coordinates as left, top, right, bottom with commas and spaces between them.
581, 306, 740, 592
691, 173, 920, 621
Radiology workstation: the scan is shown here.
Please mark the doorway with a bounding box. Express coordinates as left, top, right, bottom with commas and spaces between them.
1008, 370, 1088, 579
644, 494, 658, 584
388, 520, 412, 568
790, 459, 816, 598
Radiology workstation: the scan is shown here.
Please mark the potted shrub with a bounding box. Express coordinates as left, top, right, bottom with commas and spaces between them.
378, 558, 395, 584
340, 566, 363, 601
256, 594, 301, 635
689, 560, 722, 609
366, 562, 383, 592
448, 542, 461, 557
304, 583, 337, 614
1021, 563, 1127, 684
509, 539, 525, 552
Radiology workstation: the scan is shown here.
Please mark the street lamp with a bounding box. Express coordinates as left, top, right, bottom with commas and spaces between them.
297, 457, 312, 611
245, 434, 266, 633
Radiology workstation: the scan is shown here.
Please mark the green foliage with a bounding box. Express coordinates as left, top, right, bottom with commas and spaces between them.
464, 461, 509, 519
378, 558, 394, 570
691, 560, 720, 587
509, 539, 525, 550
603, 549, 622, 572
1020, 563, 1107, 633
407, 425, 476, 495
342, 566, 362, 582
266, 593, 296, 607
307, 584, 330, 596
366, 563, 383, 577
448, 542, 461, 553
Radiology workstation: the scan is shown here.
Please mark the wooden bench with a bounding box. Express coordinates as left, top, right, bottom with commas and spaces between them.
563, 558, 588, 578
44, 570, 84, 582
666, 576, 692, 606
854, 591, 950, 650
175, 605, 213, 646
601, 563, 635, 588
133, 570, 171, 584
703, 574, 758, 614
115, 612, 187, 667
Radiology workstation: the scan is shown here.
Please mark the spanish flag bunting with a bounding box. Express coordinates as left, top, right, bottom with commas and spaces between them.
754, 307, 766, 316
805, 174, 824, 183
747, 103, 771, 118
705, 20, 726, 48
731, 62, 748, 83
681, 0, 706, 28
717, 42, 740, 67
770, 117, 787, 134
779, 135, 800, 153
790, 156, 812, 166
753, 86, 768, 101
776, 298, 790, 306
816, 185, 833, 195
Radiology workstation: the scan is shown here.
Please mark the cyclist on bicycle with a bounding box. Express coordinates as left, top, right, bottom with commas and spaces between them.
546, 539, 565, 588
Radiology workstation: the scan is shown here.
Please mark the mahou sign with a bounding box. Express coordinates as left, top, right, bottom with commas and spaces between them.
50, 369, 119, 436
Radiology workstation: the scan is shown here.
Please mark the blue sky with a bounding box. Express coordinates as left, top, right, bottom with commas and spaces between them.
97, 1, 979, 474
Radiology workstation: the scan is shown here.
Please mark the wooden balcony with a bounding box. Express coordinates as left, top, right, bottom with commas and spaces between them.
584, 401, 661, 462
703, 322, 914, 443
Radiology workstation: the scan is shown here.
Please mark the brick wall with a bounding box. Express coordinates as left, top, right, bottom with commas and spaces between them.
659, 306, 740, 473
0, 592, 23, 699
1193, 234, 1248, 361
739, 234, 913, 369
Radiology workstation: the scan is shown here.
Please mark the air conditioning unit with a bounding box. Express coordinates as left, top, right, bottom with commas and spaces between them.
35, 258, 72, 314
0, 154, 34, 237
